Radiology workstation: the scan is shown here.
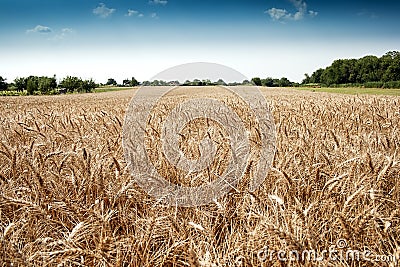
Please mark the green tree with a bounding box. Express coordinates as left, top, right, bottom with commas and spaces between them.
122, 79, 130, 87
302, 74, 311, 84
60, 76, 82, 93
14, 77, 26, 92
202, 79, 212, 86
307, 51, 400, 87
192, 79, 202, 86
122, 79, 129, 87
382, 51, 400, 82
151, 80, 160, 86
0, 76, 7, 91
278, 77, 292, 87
130, 77, 139, 87
320, 65, 337, 86
80, 79, 97, 93
251, 77, 262, 86
122, 77, 139, 87
142, 81, 151, 86
311, 68, 324, 84
216, 79, 227, 86
106, 78, 117, 86
356, 56, 379, 83
38, 76, 57, 94
261, 78, 274, 87
26, 76, 38, 95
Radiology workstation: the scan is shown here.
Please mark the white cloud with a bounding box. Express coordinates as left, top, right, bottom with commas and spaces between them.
26, 25, 52, 34
62, 28, 74, 34
290, 0, 307, 20
266, 8, 290, 21
53, 28, 75, 40
26, 26, 75, 41
265, 0, 317, 21
309, 10, 318, 17
126, 9, 144, 17
150, 13, 159, 19
127, 9, 138, 16
93, 3, 116, 18
357, 10, 378, 19
149, 0, 168, 5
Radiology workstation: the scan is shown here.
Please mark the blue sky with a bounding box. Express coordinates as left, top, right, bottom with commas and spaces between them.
1, 0, 399, 83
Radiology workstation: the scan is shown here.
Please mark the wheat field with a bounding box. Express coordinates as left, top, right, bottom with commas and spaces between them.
0, 87, 399, 266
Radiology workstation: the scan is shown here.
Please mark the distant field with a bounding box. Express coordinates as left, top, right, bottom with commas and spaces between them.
93, 86, 400, 96
293, 86, 400, 96
1, 87, 399, 266
94, 86, 137, 93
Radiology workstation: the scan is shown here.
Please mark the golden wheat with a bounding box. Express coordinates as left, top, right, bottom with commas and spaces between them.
0, 87, 399, 266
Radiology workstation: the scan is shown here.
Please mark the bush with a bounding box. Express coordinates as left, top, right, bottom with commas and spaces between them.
0, 91, 27, 96
383, 81, 400, 89
325, 81, 400, 89
364, 82, 384, 88
26, 78, 38, 95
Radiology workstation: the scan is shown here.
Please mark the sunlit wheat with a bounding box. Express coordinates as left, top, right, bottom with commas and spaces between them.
0, 88, 399, 266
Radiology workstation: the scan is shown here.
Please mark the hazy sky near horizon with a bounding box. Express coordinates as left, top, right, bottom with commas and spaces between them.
1, 0, 399, 83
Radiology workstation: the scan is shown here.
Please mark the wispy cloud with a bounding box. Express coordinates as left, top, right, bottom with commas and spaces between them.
93, 3, 116, 18
266, 8, 290, 21
126, 9, 144, 17
26, 25, 52, 34
308, 10, 318, 18
265, 0, 317, 22
150, 12, 159, 19
357, 9, 378, 19
26, 26, 75, 41
149, 0, 168, 6
52, 28, 75, 40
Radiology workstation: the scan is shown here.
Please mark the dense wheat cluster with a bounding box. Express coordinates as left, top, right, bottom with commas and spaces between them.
1, 87, 399, 266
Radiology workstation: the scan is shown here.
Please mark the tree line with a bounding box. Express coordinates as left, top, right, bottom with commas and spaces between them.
0, 76, 142, 96
250, 77, 296, 87
302, 51, 400, 88
1, 51, 399, 96
0, 75, 99, 96
105, 77, 139, 87
141, 79, 252, 86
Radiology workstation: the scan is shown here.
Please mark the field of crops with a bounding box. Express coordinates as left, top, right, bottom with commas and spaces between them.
1, 87, 399, 266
